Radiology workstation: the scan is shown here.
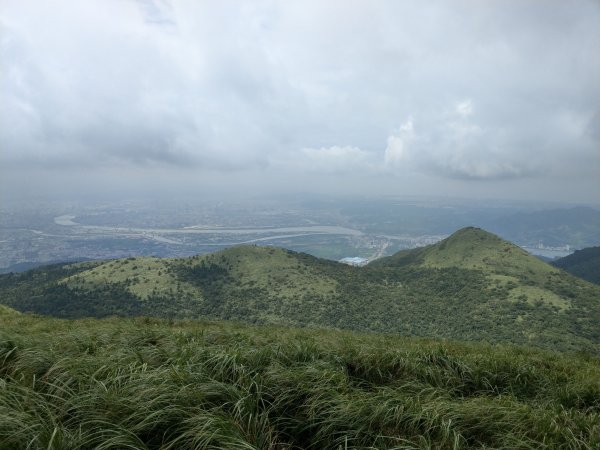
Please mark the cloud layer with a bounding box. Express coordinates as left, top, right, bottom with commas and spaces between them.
1, 0, 599, 201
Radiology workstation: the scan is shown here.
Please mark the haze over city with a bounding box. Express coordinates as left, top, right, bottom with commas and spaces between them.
1, 0, 599, 204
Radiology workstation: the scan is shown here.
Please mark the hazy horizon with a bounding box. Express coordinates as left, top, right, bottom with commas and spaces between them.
2, 1, 599, 205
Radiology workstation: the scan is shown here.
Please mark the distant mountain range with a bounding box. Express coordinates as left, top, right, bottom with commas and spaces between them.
1, 227, 598, 353
483, 206, 600, 249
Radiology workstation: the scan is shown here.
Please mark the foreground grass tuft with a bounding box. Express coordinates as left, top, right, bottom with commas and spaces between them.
1, 314, 599, 449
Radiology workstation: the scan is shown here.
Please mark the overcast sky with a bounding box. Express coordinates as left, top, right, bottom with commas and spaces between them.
1, 0, 599, 203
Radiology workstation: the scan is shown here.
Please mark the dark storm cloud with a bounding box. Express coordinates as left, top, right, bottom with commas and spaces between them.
1, 0, 599, 201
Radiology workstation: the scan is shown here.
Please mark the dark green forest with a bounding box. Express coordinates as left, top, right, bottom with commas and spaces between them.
552, 247, 600, 285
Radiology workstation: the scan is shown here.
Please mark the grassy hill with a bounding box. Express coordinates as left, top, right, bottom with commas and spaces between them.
1, 227, 599, 353
552, 246, 600, 285
371, 227, 577, 311
373, 227, 557, 276
1, 313, 599, 449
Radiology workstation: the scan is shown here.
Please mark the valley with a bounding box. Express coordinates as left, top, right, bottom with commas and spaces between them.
2, 197, 598, 273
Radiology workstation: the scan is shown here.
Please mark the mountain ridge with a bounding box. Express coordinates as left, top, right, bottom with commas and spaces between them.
1, 227, 598, 353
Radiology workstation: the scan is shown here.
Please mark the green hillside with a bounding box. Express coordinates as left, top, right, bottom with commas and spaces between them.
377, 227, 557, 275
1, 227, 599, 353
372, 227, 577, 310
1, 314, 599, 449
0, 304, 19, 316
552, 246, 600, 285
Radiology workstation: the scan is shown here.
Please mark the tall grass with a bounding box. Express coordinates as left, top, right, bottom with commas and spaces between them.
1, 314, 598, 449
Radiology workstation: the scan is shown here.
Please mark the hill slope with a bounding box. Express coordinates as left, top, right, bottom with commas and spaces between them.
371, 226, 557, 275
1, 314, 598, 449
371, 227, 576, 310
1, 228, 599, 353
0, 304, 19, 316
552, 246, 600, 285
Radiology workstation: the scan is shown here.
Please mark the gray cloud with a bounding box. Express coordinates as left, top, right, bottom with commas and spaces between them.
1, 0, 599, 201
382, 105, 540, 181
